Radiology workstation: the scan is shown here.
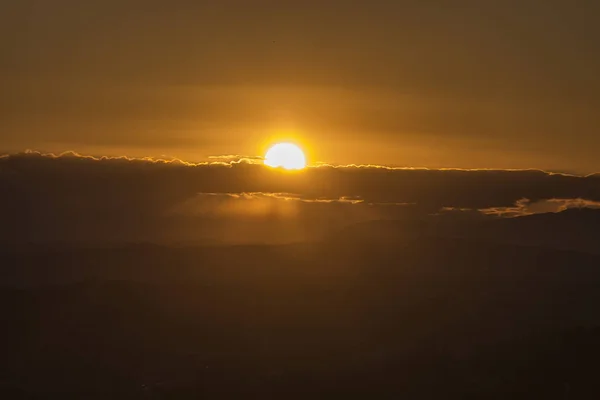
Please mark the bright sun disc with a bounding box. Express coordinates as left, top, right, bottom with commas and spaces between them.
264, 143, 307, 170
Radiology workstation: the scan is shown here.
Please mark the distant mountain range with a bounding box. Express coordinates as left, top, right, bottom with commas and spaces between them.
334, 208, 600, 254
2, 207, 600, 397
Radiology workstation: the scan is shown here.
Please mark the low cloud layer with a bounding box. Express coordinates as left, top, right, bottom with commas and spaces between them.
479, 198, 600, 217
2, 151, 600, 243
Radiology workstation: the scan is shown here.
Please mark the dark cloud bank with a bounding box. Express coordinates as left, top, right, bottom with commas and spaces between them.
2, 151, 600, 244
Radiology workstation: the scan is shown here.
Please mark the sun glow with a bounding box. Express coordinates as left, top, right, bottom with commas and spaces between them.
264, 143, 307, 170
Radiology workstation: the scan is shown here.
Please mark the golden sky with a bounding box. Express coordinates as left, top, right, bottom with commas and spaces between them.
2, 1, 600, 172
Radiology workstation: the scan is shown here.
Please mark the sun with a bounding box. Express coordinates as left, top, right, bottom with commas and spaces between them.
264, 143, 307, 170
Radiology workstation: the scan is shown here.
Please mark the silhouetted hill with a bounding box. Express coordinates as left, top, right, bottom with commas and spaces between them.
330, 216, 430, 243
2, 233, 600, 398
474, 208, 600, 253
333, 208, 600, 254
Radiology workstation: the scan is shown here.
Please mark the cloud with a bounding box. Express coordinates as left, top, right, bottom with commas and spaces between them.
169, 192, 410, 218
2, 151, 600, 243
230, 192, 364, 204
479, 198, 600, 217
207, 155, 264, 164
169, 192, 371, 220
479, 198, 538, 218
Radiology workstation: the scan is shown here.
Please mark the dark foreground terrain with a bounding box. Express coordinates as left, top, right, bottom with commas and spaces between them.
2, 227, 600, 399
0, 211, 600, 399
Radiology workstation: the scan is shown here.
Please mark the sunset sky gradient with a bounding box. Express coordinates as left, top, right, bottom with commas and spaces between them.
2, 0, 599, 172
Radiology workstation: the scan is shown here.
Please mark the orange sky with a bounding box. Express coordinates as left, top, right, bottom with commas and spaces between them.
2, 1, 600, 173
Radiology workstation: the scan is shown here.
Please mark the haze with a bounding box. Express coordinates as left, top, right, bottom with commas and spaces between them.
2, 0, 600, 172
4, 2, 600, 398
